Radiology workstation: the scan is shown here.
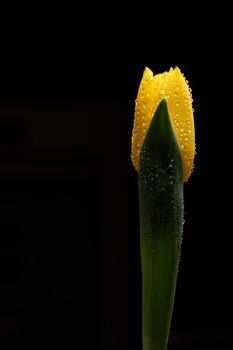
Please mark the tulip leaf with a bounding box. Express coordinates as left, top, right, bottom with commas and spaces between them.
139, 99, 184, 350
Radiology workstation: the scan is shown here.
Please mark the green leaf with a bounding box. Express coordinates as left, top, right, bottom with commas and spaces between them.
139, 99, 184, 350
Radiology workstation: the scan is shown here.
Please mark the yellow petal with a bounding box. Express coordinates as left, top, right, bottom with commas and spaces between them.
131, 66, 195, 182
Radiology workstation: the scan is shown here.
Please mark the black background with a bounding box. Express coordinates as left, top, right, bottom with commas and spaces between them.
0, 55, 232, 350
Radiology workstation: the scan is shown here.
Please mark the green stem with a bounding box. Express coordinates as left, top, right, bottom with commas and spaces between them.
139, 100, 184, 350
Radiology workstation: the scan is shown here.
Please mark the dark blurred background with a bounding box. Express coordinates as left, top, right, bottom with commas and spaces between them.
0, 59, 232, 350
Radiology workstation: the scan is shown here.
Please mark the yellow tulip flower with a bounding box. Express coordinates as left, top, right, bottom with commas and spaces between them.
131, 67, 195, 182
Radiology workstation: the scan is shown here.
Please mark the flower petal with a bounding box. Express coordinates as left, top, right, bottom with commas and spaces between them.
131, 67, 195, 182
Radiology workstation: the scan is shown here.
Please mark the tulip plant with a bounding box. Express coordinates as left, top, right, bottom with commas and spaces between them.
131, 67, 195, 350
